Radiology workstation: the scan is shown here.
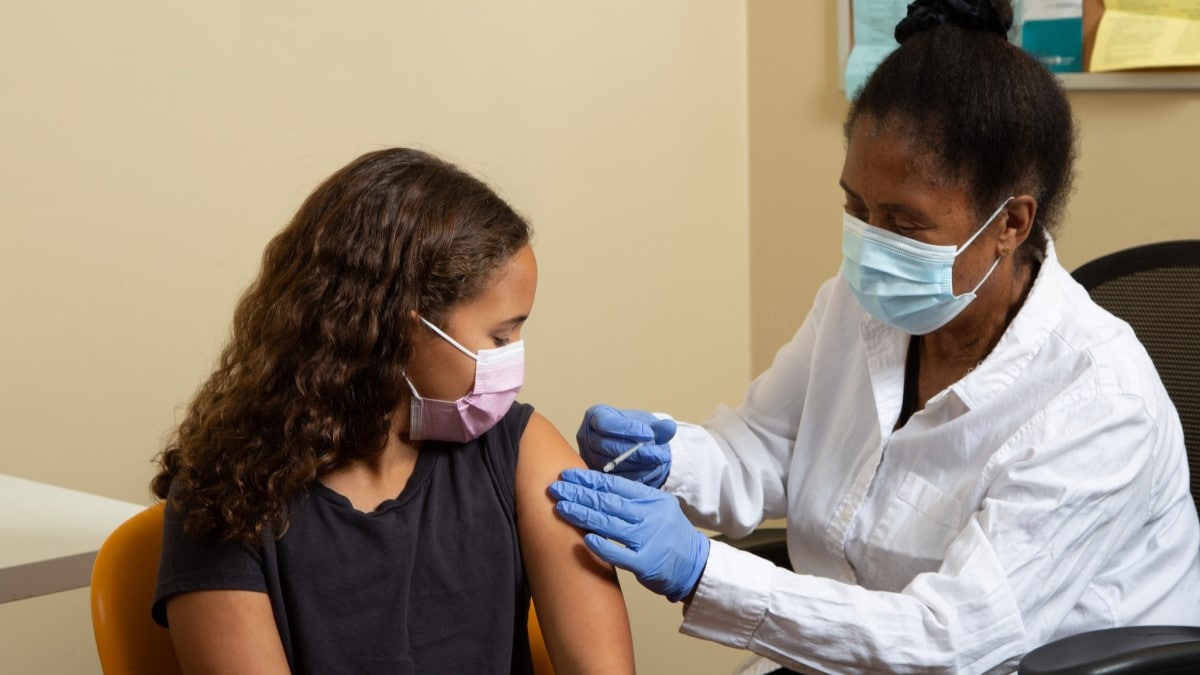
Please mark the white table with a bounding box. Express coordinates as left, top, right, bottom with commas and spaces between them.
1, 474, 145, 603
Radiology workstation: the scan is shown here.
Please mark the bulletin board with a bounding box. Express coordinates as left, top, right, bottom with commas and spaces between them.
838, 0, 1200, 92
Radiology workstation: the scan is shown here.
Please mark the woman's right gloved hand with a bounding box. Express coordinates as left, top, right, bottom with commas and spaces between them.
576, 404, 675, 488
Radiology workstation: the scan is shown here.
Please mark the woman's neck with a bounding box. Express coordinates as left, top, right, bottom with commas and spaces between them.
925, 259, 1035, 370
912, 260, 1036, 409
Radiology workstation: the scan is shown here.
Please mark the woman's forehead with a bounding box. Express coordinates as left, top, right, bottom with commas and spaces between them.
842, 121, 971, 213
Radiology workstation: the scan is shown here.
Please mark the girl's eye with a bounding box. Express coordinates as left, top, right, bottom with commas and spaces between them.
492, 336, 511, 347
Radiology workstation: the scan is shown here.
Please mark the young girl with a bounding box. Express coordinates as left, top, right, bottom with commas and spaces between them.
151, 148, 635, 674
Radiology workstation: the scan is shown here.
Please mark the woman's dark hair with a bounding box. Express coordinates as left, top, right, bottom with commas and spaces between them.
845, 0, 1076, 265
151, 148, 531, 544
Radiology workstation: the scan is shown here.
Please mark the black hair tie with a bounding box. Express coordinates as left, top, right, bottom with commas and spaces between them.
895, 0, 1007, 43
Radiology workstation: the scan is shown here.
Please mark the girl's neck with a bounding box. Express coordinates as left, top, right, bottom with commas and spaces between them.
319, 420, 421, 513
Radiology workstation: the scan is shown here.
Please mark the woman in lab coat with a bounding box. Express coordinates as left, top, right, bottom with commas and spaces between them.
550, 1, 1200, 672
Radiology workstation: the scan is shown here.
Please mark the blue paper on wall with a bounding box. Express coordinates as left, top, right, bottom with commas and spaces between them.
1016, 0, 1084, 73
843, 0, 909, 98
843, 0, 1085, 101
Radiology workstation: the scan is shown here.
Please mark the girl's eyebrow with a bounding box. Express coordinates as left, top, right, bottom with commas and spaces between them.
497, 315, 528, 327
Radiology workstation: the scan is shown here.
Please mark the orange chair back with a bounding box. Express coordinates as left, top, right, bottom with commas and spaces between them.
90, 503, 182, 675
527, 600, 555, 675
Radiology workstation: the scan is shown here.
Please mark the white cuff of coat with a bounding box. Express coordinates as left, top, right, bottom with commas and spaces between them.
661, 420, 721, 500
680, 539, 778, 649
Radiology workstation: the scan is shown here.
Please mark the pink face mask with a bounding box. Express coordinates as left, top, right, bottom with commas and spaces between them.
404, 316, 524, 443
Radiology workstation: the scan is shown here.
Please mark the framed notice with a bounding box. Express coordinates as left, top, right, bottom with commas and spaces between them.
838, 0, 1200, 94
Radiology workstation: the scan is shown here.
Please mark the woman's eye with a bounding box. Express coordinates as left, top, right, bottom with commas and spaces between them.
890, 217, 923, 235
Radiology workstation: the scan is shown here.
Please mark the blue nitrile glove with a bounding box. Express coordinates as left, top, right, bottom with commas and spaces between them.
577, 404, 676, 488
550, 468, 709, 602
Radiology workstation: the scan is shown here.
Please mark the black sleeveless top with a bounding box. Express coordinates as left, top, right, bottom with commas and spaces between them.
153, 403, 536, 675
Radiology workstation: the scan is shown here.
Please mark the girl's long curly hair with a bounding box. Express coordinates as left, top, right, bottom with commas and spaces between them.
152, 148, 531, 545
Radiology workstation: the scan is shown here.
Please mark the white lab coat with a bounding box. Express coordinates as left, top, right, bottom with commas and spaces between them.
664, 242, 1200, 674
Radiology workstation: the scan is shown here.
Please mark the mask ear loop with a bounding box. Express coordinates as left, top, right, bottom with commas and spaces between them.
402, 374, 423, 400
403, 316, 479, 411
418, 316, 480, 362
955, 196, 1015, 255
959, 196, 1014, 295
967, 253, 1004, 295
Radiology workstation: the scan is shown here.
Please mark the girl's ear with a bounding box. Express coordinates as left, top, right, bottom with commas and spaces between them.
406, 309, 429, 344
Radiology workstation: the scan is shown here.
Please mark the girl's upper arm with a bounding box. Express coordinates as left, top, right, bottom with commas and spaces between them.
165, 590, 291, 675
516, 411, 636, 675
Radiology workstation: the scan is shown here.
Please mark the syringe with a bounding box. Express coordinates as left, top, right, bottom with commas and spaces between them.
602, 419, 677, 473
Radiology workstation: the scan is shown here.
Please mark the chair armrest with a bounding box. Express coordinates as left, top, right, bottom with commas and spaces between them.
712, 526, 789, 569
1018, 626, 1200, 675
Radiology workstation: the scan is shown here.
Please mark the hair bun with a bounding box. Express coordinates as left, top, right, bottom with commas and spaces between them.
895, 0, 1013, 43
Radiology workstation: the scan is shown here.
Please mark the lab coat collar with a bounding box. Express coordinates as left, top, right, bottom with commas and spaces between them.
950, 237, 1064, 411
859, 310, 910, 435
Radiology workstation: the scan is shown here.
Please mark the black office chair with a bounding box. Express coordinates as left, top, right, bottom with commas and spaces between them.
717, 241, 1200, 673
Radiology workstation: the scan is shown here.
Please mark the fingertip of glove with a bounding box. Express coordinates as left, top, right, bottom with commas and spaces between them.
554, 499, 581, 522
582, 532, 609, 553
650, 418, 677, 442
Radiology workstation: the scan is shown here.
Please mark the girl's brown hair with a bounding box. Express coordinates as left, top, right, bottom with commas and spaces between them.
152, 148, 531, 544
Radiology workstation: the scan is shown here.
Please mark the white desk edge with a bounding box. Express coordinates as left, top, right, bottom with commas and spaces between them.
1, 474, 146, 603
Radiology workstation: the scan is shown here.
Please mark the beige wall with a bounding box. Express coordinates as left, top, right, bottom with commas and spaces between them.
749, 0, 850, 374
748, 1, 1200, 374
0, 2, 749, 673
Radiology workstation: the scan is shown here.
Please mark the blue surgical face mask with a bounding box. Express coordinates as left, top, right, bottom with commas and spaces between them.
839, 197, 1013, 335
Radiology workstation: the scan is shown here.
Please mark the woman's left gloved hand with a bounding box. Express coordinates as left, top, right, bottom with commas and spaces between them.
550, 468, 709, 602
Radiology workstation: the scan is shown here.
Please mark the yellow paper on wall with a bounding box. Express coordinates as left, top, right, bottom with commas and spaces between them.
1090, 0, 1200, 72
